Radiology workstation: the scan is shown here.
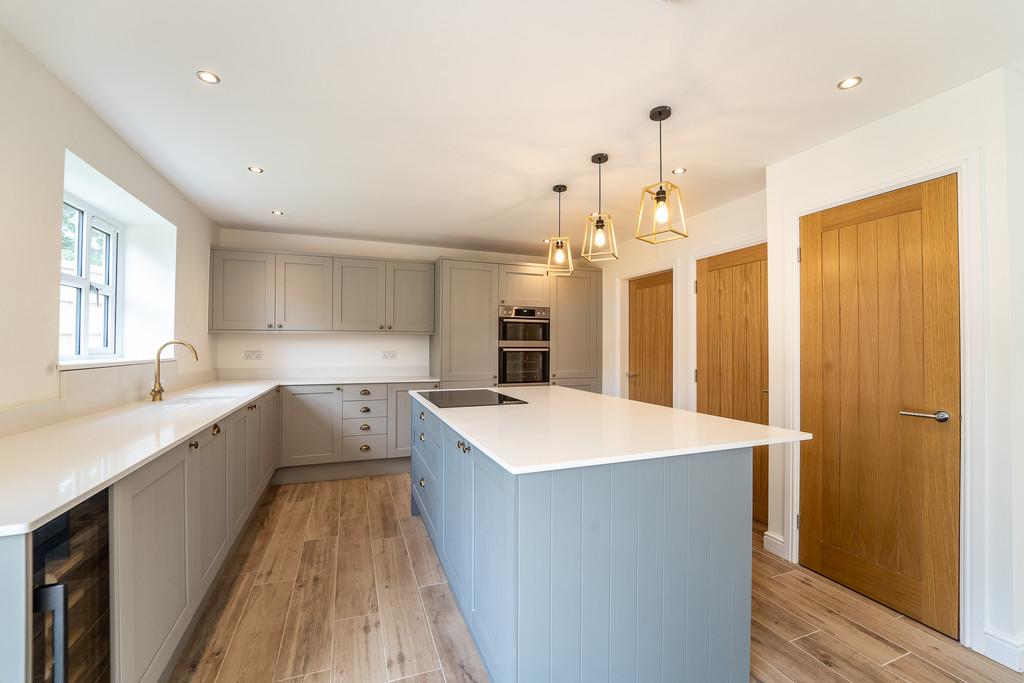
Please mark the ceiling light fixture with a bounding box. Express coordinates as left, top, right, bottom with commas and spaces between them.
546, 185, 573, 277
636, 105, 687, 244
671, 167, 687, 175
271, 209, 284, 216
582, 153, 618, 262
196, 70, 221, 85
837, 76, 862, 90
247, 166, 264, 174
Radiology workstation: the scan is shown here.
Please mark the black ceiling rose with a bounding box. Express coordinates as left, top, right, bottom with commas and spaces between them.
591, 153, 608, 164
649, 105, 672, 121
552, 184, 567, 193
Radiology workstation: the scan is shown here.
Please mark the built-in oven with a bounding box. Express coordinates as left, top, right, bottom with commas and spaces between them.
499, 346, 550, 386
498, 305, 550, 346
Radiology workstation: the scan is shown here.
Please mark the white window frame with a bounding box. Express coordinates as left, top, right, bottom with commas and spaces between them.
59, 193, 123, 359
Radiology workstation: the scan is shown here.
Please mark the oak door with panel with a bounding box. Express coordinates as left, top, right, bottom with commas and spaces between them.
696, 243, 769, 523
800, 174, 961, 637
627, 270, 672, 406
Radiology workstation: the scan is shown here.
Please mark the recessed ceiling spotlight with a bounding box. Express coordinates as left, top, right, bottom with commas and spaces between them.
247, 166, 264, 174
271, 209, 284, 216
543, 238, 551, 244
837, 76, 863, 90
671, 167, 687, 175
196, 70, 221, 85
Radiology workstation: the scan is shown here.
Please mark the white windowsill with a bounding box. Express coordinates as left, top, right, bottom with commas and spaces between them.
58, 357, 171, 372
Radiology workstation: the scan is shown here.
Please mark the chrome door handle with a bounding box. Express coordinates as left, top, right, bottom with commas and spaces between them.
419, 478, 425, 488
899, 409, 950, 423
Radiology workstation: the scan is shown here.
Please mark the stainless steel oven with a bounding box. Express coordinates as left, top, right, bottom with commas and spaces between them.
498, 346, 550, 385
498, 305, 550, 346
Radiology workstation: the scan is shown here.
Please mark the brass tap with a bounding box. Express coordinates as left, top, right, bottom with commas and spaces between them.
150, 340, 199, 401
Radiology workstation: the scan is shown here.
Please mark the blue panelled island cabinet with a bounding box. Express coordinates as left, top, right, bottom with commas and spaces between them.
408, 386, 809, 683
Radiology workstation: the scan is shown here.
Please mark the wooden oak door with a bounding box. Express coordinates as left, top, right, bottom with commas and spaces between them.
800, 174, 961, 637
627, 271, 672, 406
696, 243, 769, 523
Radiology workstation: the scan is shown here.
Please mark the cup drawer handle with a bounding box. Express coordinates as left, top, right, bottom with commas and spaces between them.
359, 444, 371, 452
360, 389, 371, 396
360, 406, 371, 413
360, 424, 371, 431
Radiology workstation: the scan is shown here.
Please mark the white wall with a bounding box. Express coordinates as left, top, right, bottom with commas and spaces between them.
765, 67, 1023, 669
598, 191, 767, 407
0, 26, 216, 415
214, 227, 540, 377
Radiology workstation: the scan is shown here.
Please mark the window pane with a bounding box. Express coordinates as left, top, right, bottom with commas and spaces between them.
87, 291, 111, 351
59, 284, 81, 356
61, 204, 82, 276
89, 227, 111, 284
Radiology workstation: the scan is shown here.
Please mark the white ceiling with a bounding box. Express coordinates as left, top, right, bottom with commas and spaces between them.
2, 0, 1023, 255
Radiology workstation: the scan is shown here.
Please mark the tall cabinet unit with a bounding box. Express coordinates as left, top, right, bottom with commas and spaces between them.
551, 268, 602, 391
439, 259, 499, 384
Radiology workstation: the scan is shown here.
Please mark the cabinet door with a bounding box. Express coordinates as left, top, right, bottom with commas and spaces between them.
224, 410, 249, 537
276, 254, 333, 330
210, 250, 275, 330
111, 443, 192, 683
334, 258, 386, 331
258, 392, 279, 483
244, 406, 262, 505
281, 385, 341, 466
187, 424, 230, 599
441, 260, 499, 382
386, 261, 435, 332
387, 381, 439, 458
551, 376, 600, 393
498, 264, 549, 307
551, 268, 602, 379
442, 428, 472, 603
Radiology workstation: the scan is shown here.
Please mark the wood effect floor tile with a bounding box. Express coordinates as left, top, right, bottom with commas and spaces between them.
336, 516, 378, 619
306, 480, 343, 540
885, 653, 967, 682
367, 478, 402, 540
372, 537, 441, 680
420, 583, 488, 683
168, 571, 256, 683
753, 547, 797, 578
275, 537, 339, 680
216, 581, 294, 683
396, 671, 446, 683
279, 672, 331, 683
339, 478, 368, 518
750, 653, 795, 683
776, 569, 903, 628
257, 499, 314, 584
222, 491, 288, 576
282, 482, 317, 503
750, 618, 847, 683
386, 474, 412, 520
751, 592, 817, 641
792, 630, 902, 682
401, 517, 445, 587
332, 615, 388, 683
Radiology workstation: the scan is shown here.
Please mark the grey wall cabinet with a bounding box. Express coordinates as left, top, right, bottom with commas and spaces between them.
441, 260, 499, 382
281, 385, 342, 466
498, 264, 549, 307
388, 381, 440, 458
387, 261, 435, 332
551, 268, 602, 380
334, 258, 387, 331
210, 250, 276, 330
276, 254, 333, 330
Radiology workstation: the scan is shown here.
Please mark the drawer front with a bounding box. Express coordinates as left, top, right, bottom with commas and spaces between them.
412, 429, 442, 480
412, 451, 441, 538
342, 416, 388, 436
340, 434, 388, 461
342, 399, 388, 419
411, 399, 442, 444
343, 384, 387, 401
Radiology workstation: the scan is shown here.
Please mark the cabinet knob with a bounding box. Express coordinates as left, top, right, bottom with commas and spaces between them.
419, 411, 425, 420
457, 439, 464, 450
336, 386, 342, 391
360, 423, 371, 431
360, 389, 371, 396
387, 325, 393, 330
419, 433, 425, 441
189, 440, 200, 450
212, 424, 221, 436
277, 323, 283, 329
379, 325, 384, 330
419, 478, 425, 488
360, 406, 370, 413
359, 444, 371, 452
266, 323, 273, 329
464, 444, 471, 453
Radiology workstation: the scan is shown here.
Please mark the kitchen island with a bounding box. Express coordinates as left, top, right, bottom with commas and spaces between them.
409, 385, 809, 683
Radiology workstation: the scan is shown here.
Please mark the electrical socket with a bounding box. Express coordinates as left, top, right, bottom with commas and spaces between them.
244, 350, 263, 361
382, 350, 398, 361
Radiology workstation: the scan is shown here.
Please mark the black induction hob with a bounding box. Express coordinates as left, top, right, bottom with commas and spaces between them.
419, 389, 527, 408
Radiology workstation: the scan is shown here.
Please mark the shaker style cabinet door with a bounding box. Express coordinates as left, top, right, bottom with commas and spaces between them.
334, 257, 387, 331
441, 260, 499, 382
388, 381, 439, 458
275, 253, 333, 330
386, 261, 435, 333
187, 424, 231, 600
551, 268, 602, 380
281, 385, 341, 466
498, 264, 549, 307
210, 250, 276, 330
258, 391, 280, 482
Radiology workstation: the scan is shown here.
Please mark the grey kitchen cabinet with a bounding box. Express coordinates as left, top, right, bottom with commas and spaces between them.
210, 250, 276, 330
440, 380, 498, 389
258, 390, 280, 482
551, 376, 601, 393
281, 385, 342, 466
387, 261, 435, 332
223, 409, 250, 538
334, 257, 387, 331
244, 401, 263, 505
498, 264, 549, 307
440, 259, 499, 383
388, 381, 440, 458
551, 267, 602, 380
276, 253, 333, 330
187, 422, 231, 601
111, 442, 193, 683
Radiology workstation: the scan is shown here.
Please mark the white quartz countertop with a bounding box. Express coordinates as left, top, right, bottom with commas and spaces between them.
411, 386, 811, 474
0, 376, 438, 537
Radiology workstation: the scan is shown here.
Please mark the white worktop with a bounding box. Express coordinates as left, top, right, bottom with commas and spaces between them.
411, 386, 811, 474
0, 376, 438, 537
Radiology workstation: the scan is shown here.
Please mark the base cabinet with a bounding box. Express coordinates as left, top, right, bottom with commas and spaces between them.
281, 385, 341, 466
551, 376, 601, 393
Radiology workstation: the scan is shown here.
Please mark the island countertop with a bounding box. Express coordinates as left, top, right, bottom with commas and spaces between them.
411, 385, 811, 474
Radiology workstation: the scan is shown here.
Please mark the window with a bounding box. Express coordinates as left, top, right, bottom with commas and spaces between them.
59, 197, 120, 358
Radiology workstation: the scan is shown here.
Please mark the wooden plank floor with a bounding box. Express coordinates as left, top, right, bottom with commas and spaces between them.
170, 477, 1022, 682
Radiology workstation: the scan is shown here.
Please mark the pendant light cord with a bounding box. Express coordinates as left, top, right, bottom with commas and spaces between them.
598, 163, 602, 214
659, 120, 664, 184
557, 190, 561, 238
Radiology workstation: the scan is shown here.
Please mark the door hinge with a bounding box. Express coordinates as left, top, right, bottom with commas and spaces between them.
693, 279, 697, 294
796, 514, 801, 529
694, 368, 698, 382
797, 247, 801, 263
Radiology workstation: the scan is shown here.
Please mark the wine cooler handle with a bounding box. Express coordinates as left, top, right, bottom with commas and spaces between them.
34, 583, 67, 683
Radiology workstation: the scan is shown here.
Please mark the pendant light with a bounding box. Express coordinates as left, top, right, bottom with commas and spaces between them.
636, 105, 687, 243
546, 184, 573, 276
582, 153, 618, 262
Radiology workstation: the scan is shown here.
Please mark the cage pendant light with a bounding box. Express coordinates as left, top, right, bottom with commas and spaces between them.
582, 153, 618, 262
546, 184, 574, 276
636, 105, 687, 244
